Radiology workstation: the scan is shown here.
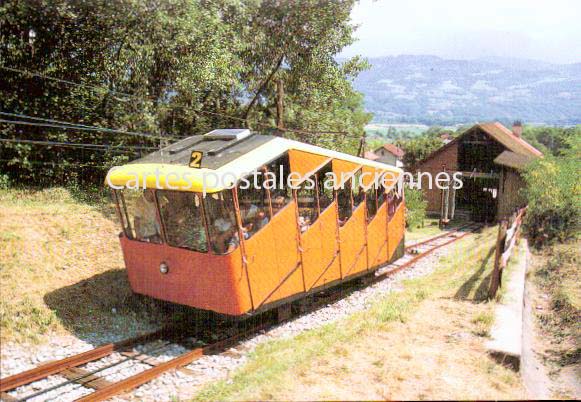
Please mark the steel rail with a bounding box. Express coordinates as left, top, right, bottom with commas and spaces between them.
0, 327, 174, 392
404, 222, 474, 252
76, 321, 273, 402
17, 341, 175, 402
377, 223, 481, 280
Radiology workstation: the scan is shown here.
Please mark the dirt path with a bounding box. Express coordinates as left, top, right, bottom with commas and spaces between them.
271, 298, 524, 401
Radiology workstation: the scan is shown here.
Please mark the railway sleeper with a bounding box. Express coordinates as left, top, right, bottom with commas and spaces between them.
117, 351, 196, 383
59, 367, 113, 390
120, 351, 162, 367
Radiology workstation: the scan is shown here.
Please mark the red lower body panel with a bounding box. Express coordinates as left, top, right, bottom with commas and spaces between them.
120, 236, 252, 316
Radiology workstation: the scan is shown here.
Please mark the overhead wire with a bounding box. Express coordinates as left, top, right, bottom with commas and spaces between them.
2, 67, 361, 174
0, 112, 181, 141
0, 138, 156, 152
2, 65, 357, 138
189, 108, 351, 137
0, 118, 177, 140
0, 118, 176, 143
0, 158, 114, 168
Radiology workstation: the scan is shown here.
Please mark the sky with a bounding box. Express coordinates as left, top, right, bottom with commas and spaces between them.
341, 0, 581, 64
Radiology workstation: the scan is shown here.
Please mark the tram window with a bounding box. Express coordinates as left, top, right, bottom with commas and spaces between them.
377, 179, 386, 207
366, 185, 378, 221
352, 169, 365, 208
316, 162, 334, 212
353, 187, 365, 208
337, 178, 353, 224
394, 181, 403, 208
238, 173, 271, 238
297, 179, 318, 233
387, 189, 397, 218
204, 190, 239, 255
157, 191, 207, 252
266, 153, 292, 215
119, 188, 163, 243
112, 190, 128, 234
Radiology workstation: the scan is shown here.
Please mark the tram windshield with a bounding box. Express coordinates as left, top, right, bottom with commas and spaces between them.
117, 189, 163, 243
157, 190, 208, 252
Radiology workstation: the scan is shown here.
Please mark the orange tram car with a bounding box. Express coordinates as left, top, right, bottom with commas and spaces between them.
106, 129, 405, 317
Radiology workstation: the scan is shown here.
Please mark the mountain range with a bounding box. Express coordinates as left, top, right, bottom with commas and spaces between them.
353, 55, 581, 125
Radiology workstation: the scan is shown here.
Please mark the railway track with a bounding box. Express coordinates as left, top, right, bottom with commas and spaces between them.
378, 222, 481, 280
0, 223, 481, 402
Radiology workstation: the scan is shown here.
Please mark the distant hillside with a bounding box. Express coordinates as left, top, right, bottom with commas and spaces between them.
353, 55, 581, 125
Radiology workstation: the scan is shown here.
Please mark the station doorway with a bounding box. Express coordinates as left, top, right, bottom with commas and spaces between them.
454, 176, 498, 223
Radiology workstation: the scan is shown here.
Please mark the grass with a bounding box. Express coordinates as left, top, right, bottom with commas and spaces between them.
471, 310, 494, 337
532, 239, 580, 366
405, 218, 442, 242
195, 226, 524, 400
0, 187, 174, 344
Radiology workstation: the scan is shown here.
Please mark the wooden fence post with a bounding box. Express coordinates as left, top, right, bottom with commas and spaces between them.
489, 220, 508, 299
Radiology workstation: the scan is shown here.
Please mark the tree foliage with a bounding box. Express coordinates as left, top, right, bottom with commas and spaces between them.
0, 0, 370, 186
521, 125, 581, 157
522, 135, 580, 247
404, 186, 427, 229
395, 135, 443, 168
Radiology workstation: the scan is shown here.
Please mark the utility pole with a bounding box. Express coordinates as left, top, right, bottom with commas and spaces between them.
357, 130, 367, 157
276, 79, 284, 134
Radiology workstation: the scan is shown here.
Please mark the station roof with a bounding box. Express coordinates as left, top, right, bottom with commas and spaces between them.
414, 122, 542, 169
477, 122, 543, 158
493, 150, 536, 170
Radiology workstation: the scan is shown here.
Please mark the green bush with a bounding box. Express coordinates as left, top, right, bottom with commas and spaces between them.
522, 142, 580, 247
0, 174, 10, 189
405, 186, 427, 229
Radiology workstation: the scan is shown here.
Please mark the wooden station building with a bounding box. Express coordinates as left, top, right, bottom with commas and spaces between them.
412, 122, 542, 222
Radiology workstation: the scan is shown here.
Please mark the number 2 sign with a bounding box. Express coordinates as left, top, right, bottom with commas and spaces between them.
189, 151, 203, 168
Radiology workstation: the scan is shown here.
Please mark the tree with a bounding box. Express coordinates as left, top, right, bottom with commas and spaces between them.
230, 0, 371, 144
0, 0, 370, 185
396, 136, 443, 168
522, 134, 580, 247
521, 125, 581, 157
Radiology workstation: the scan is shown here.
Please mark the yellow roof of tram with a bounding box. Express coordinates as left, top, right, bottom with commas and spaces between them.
106, 134, 403, 194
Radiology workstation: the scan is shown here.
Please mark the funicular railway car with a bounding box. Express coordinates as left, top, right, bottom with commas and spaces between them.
106, 129, 405, 316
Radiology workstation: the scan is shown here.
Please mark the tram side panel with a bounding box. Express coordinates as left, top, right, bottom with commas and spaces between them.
244, 200, 304, 310
317, 202, 342, 286
301, 202, 342, 291
367, 201, 389, 268
387, 201, 405, 261
339, 203, 368, 278
269, 200, 304, 304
